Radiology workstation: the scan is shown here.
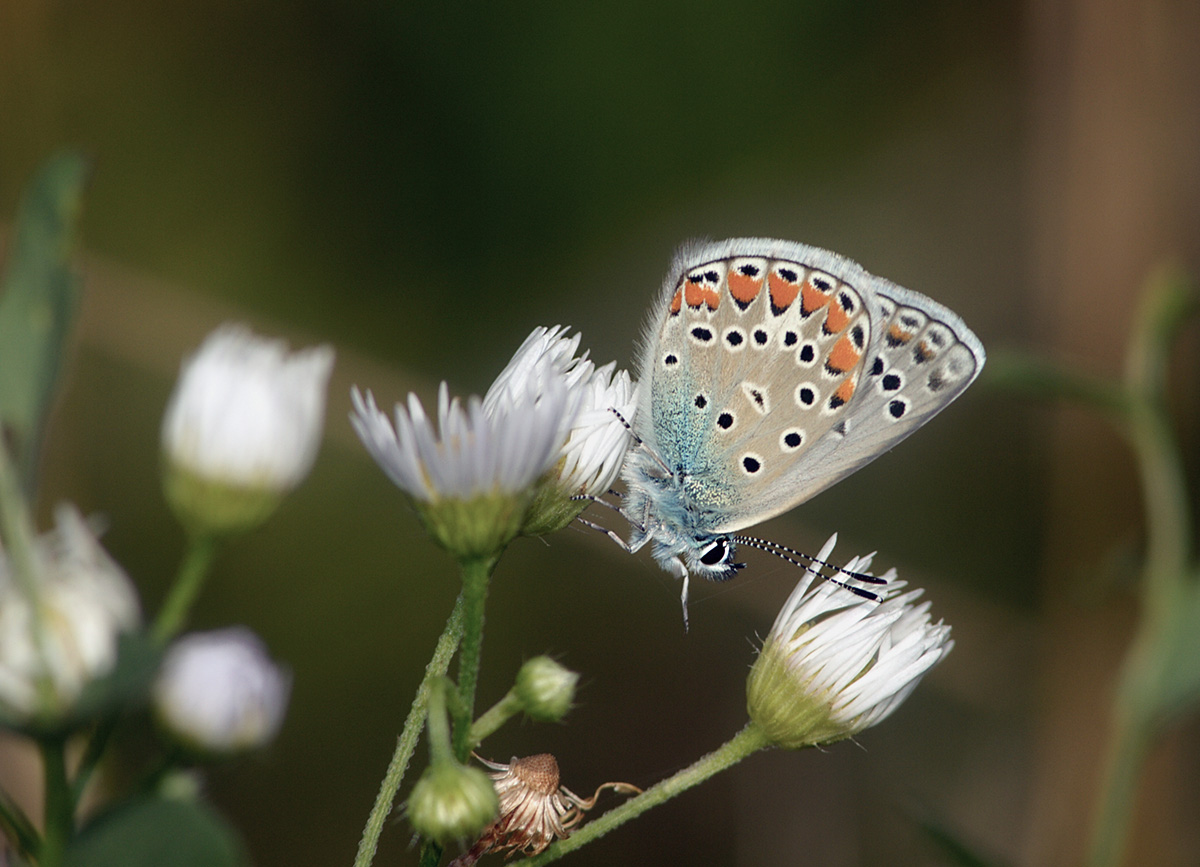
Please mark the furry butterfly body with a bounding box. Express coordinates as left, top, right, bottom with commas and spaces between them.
620, 238, 985, 603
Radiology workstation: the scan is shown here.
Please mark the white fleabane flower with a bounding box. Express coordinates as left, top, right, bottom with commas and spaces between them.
162, 324, 335, 534
0, 505, 140, 724
747, 534, 953, 749
484, 326, 635, 536
153, 627, 290, 754
350, 379, 576, 558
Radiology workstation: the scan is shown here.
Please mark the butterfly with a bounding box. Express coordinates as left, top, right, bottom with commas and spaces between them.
617, 237, 985, 620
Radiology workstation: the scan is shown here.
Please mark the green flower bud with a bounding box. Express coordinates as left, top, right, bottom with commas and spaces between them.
407, 761, 499, 846
514, 656, 578, 722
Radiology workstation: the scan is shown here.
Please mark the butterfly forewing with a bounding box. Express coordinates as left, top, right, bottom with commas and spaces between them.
646, 251, 874, 520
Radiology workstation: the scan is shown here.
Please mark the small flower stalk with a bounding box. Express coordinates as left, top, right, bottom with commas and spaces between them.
0, 505, 141, 726
747, 534, 954, 749
162, 324, 335, 536
485, 326, 635, 537
449, 754, 640, 866
153, 627, 290, 754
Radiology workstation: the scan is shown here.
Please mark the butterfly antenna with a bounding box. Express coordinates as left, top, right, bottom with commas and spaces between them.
609, 408, 674, 477
732, 535, 886, 602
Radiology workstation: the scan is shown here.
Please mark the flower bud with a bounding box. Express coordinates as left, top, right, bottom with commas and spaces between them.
513, 656, 577, 722
162, 324, 334, 535
407, 761, 499, 846
153, 627, 290, 754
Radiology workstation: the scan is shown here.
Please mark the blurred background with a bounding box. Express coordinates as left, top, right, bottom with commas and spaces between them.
2, 0, 1199, 864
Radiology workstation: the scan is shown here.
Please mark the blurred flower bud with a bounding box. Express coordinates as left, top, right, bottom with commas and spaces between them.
153, 627, 290, 754
162, 324, 334, 535
0, 505, 140, 724
514, 656, 578, 722
407, 760, 499, 846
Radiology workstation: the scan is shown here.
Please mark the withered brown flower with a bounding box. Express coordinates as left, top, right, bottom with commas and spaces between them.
449, 753, 639, 865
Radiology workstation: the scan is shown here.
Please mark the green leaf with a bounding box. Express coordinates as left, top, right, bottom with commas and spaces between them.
65, 794, 247, 867
0, 151, 88, 497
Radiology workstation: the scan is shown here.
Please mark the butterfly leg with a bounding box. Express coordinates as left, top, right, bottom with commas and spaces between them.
574, 516, 634, 553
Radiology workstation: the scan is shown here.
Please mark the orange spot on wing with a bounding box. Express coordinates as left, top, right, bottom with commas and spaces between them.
826, 334, 861, 373
824, 303, 850, 334
768, 273, 800, 312
833, 377, 857, 405
684, 281, 705, 308
670, 288, 683, 315
727, 272, 762, 305
702, 286, 720, 310
800, 282, 831, 315
888, 324, 913, 344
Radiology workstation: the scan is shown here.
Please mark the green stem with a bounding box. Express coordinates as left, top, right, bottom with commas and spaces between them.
452, 557, 498, 761
352, 593, 466, 867
985, 351, 1129, 416
151, 534, 218, 645
417, 838, 443, 867
522, 723, 771, 865
468, 690, 521, 747
70, 716, 119, 805
39, 738, 72, 867
1087, 270, 1195, 867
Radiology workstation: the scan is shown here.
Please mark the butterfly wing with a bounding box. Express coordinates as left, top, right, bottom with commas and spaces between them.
632, 238, 984, 535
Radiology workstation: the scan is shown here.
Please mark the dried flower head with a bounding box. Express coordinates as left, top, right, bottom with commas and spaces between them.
449, 754, 640, 866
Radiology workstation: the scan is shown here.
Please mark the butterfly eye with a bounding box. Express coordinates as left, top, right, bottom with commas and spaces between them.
699, 539, 728, 566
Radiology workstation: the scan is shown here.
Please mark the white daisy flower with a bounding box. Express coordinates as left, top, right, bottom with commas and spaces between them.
484, 326, 635, 536
747, 534, 954, 748
0, 505, 141, 723
350, 377, 576, 557
161, 324, 334, 534
153, 627, 290, 753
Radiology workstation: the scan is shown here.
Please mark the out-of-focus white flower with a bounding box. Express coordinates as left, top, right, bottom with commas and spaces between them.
746, 535, 954, 749
483, 326, 635, 536
162, 324, 334, 534
153, 627, 290, 753
0, 505, 140, 724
